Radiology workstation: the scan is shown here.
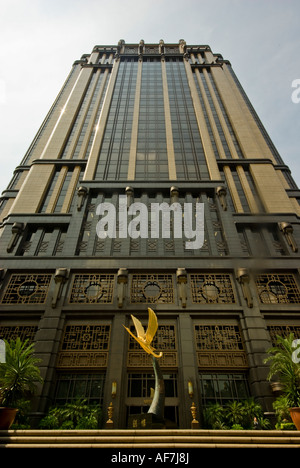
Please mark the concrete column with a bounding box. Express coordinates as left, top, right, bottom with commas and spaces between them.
239, 275, 274, 411
223, 165, 244, 213
223, 64, 277, 164
211, 65, 277, 163
103, 313, 127, 428
177, 314, 201, 428
9, 164, 55, 214
33, 299, 65, 417
236, 165, 259, 213
250, 163, 296, 213
61, 166, 81, 213
45, 166, 68, 213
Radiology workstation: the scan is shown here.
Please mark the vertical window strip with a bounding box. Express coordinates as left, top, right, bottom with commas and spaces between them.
53, 171, 73, 213
244, 169, 265, 212
60, 71, 99, 159
135, 59, 168, 179
193, 72, 220, 160
73, 70, 107, 159
195, 71, 231, 158
40, 166, 84, 214
127, 59, 143, 180
161, 58, 176, 180
231, 168, 250, 212
83, 73, 110, 160
39, 171, 60, 213
167, 59, 209, 180
95, 59, 137, 180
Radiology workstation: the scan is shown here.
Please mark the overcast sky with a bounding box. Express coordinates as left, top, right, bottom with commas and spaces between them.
0, 0, 299, 195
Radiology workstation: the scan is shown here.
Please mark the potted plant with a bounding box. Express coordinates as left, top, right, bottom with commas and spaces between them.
0, 338, 43, 429
264, 333, 300, 430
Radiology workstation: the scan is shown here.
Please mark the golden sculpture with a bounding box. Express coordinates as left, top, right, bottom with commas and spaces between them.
124, 308, 165, 426
123, 307, 163, 358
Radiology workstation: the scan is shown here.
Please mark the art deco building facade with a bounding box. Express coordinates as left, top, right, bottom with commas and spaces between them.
0, 40, 300, 428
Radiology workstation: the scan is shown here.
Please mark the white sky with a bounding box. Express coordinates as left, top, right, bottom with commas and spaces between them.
0, 0, 299, 194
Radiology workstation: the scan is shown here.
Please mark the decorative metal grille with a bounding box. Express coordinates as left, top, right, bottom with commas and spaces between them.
127, 324, 177, 367
147, 240, 157, 251
1, 274, 52, 304
0, 325, 38, 343
195, 325, 244, 351
267, 325, 300, 344
130, 240, 139, 252
69, 274, 114, 303
194, 324, 248, 369
164, 240, 174, 253
256, 273, 300, 304
125, 47, 138, 54
94, 239, 105, 253
57, 324, 111, 369
61, 325, 111, 351
190, 274, 235, 304
165, 47, 180, 54
145, 47, 159, 54
130, 274, 174, 304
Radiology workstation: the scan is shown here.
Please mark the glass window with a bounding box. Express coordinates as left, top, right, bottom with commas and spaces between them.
199, 373, 249, 407
54, 373, 106, 405
127, 373, 177, 398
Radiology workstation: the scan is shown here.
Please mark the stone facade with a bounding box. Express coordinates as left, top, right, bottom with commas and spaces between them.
0, 40, 300, 428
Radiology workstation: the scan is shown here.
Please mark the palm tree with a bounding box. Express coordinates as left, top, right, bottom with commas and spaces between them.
242, 398, 263, 427
225, 401, 244, 426
272, 394, 291, 424
204, 402, 226, 428
0, 338, 43, 407
264, 333, 300, 408
62, 399, 89, 426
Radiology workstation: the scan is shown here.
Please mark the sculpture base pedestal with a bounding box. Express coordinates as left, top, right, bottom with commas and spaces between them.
105, 419, 114, 429
128, 413, 165, 429
191, 419, 200, 429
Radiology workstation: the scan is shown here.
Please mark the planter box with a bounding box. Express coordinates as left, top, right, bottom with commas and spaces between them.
0, 407, 18, 429
290, 407, 300, 431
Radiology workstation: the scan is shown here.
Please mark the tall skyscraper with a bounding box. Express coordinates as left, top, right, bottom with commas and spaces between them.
0, 40, 299, 429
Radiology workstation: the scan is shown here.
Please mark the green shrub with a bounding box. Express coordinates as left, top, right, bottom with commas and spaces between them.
203, 398, 270, 430
231, 424, 244, 430
39, 399, 102, 429
278, 422, 296, 430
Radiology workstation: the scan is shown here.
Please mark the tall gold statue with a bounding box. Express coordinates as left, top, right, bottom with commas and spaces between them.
123, 307, 163, 358
124, 307, 165, 426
